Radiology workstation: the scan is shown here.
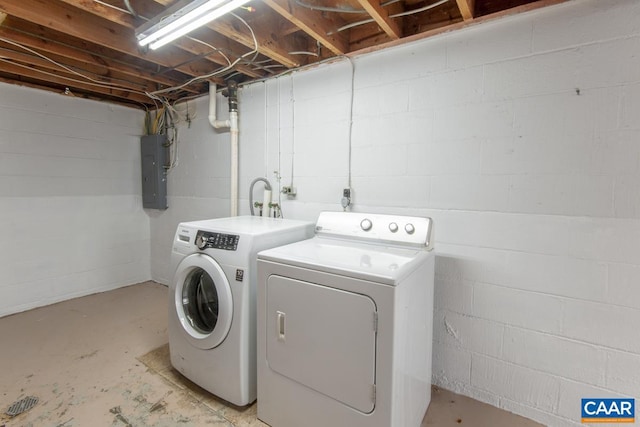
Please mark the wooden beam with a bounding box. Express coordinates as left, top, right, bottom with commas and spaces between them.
0, 43, 162, 95
0, 58, 153, 105
0, 0, 214, 78
0, 23, 199, 93
355, 0, 401, 40
262, 0, 349, 55
172, 30, 265, 79
455, 0, 475, 21
208, 16, 302, 68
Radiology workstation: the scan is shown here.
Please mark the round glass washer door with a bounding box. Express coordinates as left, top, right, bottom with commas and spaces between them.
173, 253, 233, 350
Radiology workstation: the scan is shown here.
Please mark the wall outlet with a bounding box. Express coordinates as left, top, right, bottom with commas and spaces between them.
281, 186, 297, 198
341, 187, 352, 210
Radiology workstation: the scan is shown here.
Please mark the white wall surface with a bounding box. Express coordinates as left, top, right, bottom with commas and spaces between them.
0, 84, 151, 317
150, 0, 640, 424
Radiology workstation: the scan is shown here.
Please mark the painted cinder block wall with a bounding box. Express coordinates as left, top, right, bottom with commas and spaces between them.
0, 85, 151, 317
151, 0, 640, 425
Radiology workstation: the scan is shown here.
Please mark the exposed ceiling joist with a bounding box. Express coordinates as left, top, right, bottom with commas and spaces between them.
355, 0, 402, 40
0, 23, 199, 94
206, 15, 302, 68
0, 0, 215, 78
456, 0, 475, 20
0, 0, 565, 109
0, 58, 152, 104
58, 0, 263, 80
262, 0, 349, 55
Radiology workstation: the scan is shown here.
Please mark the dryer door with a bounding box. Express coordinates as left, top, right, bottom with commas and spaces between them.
266, 275, 377, 414
173, 253, 233, 350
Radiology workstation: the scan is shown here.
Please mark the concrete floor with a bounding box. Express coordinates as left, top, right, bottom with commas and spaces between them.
0, 281, 542, 427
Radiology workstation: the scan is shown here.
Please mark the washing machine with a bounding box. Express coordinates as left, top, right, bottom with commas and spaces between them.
169, 216, 314, 406
257, 211, 435, 427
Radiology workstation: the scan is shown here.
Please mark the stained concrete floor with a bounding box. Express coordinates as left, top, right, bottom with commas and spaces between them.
0, 281, 542, 427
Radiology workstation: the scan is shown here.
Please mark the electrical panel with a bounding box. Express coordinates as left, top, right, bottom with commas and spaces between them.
141, 134, 168, 210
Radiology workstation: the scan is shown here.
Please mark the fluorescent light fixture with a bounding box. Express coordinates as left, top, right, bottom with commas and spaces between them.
136, 0, 251, 50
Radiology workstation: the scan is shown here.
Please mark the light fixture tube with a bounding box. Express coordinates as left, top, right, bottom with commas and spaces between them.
148, 0, 251, 50
138, 0, 226, 47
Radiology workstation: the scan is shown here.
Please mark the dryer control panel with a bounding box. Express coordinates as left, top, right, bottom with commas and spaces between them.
195, 231, 240, 251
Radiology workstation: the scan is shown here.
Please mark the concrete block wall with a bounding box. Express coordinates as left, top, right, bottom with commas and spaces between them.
248, 0, 640, 426
148, 0, 640, 424
0, 84, 151, 317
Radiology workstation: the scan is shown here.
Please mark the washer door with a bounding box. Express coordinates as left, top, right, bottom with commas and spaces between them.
173, 253, 233, 350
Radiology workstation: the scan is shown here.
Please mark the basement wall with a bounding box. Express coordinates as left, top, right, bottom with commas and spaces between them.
0, 84, 151, 317
151, 0, 640, 424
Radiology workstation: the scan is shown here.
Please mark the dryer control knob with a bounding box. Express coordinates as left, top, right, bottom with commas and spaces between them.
389, 222, 399, 233
405, 223, 415, 235
195, 234, 208, 250
360, 218, 373, 231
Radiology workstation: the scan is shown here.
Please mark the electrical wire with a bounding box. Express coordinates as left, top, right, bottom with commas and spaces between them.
94, 0, 131, 15
390, 0, 450, 18
294, 0, 402, 14
258, 65, 287, 70
0, 57, 150, 96
329, 0, 450, 34
187, 36, 233, 68
288, 51, 319, 57
0, 37, 149, 95
276, 79, 284, 217
289, 75, 295, 191
123, 0, 139, 18
347, 57, 355, 190
149, 12, 259, 96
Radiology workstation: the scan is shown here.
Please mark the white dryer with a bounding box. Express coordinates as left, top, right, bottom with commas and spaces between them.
257, 211, 435, 427
169, 216, 314, 406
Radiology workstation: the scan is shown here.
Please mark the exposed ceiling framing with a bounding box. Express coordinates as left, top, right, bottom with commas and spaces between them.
0, 0, 566, 109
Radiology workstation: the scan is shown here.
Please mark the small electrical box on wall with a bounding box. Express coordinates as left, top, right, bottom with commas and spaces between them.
141, 134, 168, 210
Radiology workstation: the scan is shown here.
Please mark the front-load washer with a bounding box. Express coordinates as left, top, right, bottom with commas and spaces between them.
169, 216, 314, 406
257, 211, 435, 427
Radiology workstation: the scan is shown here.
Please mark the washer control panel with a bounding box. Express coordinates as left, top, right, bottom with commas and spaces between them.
195, 230, 240, 251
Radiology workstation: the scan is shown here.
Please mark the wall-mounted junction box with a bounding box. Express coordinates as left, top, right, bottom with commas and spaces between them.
141, 134, 168, 210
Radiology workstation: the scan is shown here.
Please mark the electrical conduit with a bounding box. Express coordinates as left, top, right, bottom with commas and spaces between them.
209, 82, 239, 216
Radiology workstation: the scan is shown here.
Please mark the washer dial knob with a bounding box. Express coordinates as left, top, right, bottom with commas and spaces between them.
360, 218, 373, 231
195, 234, 208, 250
405, 223, 415, 235
389, 222, 399, 233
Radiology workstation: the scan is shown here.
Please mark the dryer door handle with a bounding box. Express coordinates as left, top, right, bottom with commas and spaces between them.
277, 311, 286, 341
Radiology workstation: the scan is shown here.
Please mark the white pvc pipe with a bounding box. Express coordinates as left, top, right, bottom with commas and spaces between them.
208, 83, 230, 130
208, 83, 238, 217
263, 189, 272, 217
229, 110, 239, 217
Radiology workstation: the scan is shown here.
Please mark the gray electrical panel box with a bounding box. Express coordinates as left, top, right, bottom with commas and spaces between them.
141, 134, 168, 210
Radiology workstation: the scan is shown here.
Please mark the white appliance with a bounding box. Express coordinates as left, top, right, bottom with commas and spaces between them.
257, 211, 435, 427
169, 216, 314, 406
